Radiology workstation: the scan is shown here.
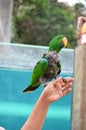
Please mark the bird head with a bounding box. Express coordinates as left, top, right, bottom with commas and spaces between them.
48, 35, 68, 53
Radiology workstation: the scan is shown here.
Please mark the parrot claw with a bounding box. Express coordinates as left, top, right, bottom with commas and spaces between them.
62, 77, 67, 83
44, 84, 47, 87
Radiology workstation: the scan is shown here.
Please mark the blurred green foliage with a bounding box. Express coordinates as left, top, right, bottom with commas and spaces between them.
12, 0, 86, 48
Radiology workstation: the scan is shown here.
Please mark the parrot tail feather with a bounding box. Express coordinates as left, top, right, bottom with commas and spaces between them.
23, 84, 40, 93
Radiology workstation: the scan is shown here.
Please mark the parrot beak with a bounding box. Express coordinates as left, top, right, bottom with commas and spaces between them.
62, 37, 68, 47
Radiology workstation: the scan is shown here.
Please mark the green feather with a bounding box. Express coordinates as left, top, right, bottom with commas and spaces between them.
49, 35, 65, 52
23, 58, 48, 92
31, 58, 48, 83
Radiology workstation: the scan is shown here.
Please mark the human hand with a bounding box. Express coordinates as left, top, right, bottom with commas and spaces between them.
41, 77, 74, 104
77, 16, 86, 45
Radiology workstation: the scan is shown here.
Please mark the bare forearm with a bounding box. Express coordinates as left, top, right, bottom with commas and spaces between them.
21, 94, 50, 130
21, 77, 73, 130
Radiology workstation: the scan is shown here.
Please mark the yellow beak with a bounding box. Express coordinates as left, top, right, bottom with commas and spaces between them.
62, 37, 68, 47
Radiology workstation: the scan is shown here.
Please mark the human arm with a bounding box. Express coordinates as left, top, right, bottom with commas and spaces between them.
21, 77, 73, 130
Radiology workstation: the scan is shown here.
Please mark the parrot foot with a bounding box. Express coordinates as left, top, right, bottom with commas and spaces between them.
54, 76, 57, 79
62, 77, 67, 83
44, 84, 47, 87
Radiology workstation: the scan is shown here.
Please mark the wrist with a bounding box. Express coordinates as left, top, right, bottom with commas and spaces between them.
40, 91, 51, 106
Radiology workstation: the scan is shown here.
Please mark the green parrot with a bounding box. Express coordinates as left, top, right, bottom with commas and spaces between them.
23, 35, 68, 92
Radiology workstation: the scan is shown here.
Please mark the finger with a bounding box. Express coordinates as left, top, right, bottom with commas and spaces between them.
57, 77, 67, 85
47, 78, 62, 88
65, 77, 74, 83
56, 82, 63, 90
64, 87, 72, 95
62, 87, 72, 96
60, 81, 65, 87
51, 77, 63, 85
65, 83, 73, 89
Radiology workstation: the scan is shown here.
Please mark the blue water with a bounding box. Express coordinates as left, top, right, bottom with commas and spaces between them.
0, 69, 73, 130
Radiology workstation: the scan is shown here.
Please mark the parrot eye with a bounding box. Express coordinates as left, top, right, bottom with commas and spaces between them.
61, 42, 65, 48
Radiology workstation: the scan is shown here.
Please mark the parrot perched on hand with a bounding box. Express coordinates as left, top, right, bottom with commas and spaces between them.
23, 35, 68, 93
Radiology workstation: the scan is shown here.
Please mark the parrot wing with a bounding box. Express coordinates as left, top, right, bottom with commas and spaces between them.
23, 58, 48, 92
